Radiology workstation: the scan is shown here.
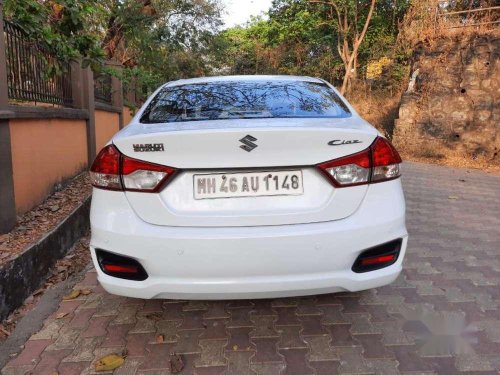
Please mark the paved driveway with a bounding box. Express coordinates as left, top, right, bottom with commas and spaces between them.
2, 162, 500, 375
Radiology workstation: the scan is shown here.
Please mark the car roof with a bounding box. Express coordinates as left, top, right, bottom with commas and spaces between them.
164, 75, 325, 87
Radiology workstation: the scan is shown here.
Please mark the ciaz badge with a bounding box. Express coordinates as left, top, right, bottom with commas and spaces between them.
328, 139, 362, 146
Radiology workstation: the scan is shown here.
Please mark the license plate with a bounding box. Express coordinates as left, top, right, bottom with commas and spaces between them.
193, 170, 304, 200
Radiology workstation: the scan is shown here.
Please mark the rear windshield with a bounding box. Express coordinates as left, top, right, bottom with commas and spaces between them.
140, 80, 351, 124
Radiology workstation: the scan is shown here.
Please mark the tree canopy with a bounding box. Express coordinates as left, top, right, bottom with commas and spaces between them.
3, 0, 495, 97
3, 0, 223, 100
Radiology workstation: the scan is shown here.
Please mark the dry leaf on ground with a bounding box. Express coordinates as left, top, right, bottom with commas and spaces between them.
0, 326, 10, 337
145, 312, 163, 321
169, 353, 184, 373
62, 289, 81, 300
0, 173, 91, 267
95, 354, 125, 372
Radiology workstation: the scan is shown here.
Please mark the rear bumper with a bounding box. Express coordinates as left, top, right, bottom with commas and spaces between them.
90, 179, 408, 299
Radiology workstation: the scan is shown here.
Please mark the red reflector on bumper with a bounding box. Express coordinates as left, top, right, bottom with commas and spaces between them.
360, 254, 395, 266
103, 264, 139, 273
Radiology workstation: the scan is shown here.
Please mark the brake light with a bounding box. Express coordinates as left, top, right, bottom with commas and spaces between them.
317, 136, 401, 187
317, 149, 371, 187
371, 137, 402, 182
89, 145, 122, 190
90, 145, 176, 192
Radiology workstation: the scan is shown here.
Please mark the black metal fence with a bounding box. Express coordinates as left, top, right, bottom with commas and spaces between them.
94, 73, 112, 105
3, 20, 73, 107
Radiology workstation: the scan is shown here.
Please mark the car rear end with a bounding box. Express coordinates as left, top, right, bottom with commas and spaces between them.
89, 76, 408, 299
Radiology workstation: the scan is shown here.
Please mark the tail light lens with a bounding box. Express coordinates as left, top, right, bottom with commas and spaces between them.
90, 145, 176, 192
121, 156, 176, 192
317, 149, 371, 187
317, 137, 401, 187
371, 137, 402, 182
89, 145, 122, 190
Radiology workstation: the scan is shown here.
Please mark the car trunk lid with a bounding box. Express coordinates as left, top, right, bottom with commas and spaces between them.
113, 117, 377, 227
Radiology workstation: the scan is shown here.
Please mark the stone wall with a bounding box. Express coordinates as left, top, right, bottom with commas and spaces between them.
393, 34, 499, 165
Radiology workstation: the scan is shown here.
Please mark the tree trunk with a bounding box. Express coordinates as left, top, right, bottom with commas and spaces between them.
339, 0, 376, 95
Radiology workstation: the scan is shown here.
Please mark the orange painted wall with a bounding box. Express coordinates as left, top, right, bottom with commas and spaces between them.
123, 106, 134, 126
9, 118, 88, 214
95, 110, 120, 151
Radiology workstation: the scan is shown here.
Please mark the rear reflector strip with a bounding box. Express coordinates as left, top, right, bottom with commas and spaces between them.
352, 239, 402, 273
360, 254, 396, 266
96, 249, 148, 281
103, 264, 139, 274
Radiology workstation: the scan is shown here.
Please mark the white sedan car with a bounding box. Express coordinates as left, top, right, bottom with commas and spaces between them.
89, 75, 408, 299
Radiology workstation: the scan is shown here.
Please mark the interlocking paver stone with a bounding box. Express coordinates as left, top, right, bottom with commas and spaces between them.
223, 351, 256, 375
279, 348, 314, 374
2, 162, 500, 374
32, 349, 73, 375
303, 336, 338, 361
200, 319, 228, 340
196, 340, 228, 367
226, 327, 255, 352
249, 316, 279, 338
276, 326, 307, 349
173, 329, 204, 354
6, 339, 53, 367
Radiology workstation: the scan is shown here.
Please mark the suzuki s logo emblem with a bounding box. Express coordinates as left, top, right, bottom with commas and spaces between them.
239, 135, 258, 152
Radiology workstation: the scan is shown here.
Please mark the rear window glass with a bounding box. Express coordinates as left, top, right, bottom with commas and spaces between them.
140, 80, 351, 124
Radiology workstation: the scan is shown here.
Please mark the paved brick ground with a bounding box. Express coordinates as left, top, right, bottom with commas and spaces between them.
2, 162, 500, 375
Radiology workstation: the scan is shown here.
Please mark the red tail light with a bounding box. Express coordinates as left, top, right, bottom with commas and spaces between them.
90, 145, 176, 192
89, 145, 122, 190
317, 149, 371, 187
317, 136, 401, 187
371, 137, 402, 182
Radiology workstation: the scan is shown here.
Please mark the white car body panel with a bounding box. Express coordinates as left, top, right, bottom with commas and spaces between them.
115, 118, 377, 226
89, 75, 408, 299
113, 119, 377, 168
125, 168, 368, 227
90, 179, 407, 299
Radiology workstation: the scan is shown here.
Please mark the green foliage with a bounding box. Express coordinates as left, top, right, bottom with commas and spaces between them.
3, 0, 415, 97
97, 0, 222, 90
3, 0, 104, 65
4, 0, 222, 99
214, 0, 412, 91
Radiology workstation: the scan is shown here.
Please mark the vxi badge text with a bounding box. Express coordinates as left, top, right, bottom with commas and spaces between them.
133, 143, 165, 152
